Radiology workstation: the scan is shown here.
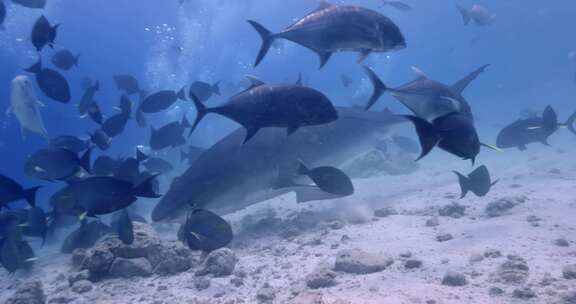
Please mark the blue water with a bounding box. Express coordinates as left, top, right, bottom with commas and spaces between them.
0, 1, 575, 227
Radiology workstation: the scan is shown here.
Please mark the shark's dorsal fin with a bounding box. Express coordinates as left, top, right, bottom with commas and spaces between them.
411, 66, 429, 80
452, 64, 490, 94
311, 1, 334, 14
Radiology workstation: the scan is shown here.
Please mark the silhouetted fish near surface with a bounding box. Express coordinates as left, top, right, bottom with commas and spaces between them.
294, 161, 354, 196
70, 175, 160, 217
0, 2, 6, 30
12, 0, 46, 9
152, 107, 406, 222
49, 136, 89, 154
150, 116, 190, 150
381, 1, 412, 11
25, 59, 71, 104
456, 4, 495, 26
51, 50, 79, 71
0, 174, 41, 208
496, 106, 576, 151
113, 74, 142, 95
61, 220, 112, 254
453, 165, 498, 199
140, 88, 186, 113
91, 129, 112, 151
189, 81, 220, 103
31, 15, 59, 52
248, 1, 406, 68
189, 77, 338, 143
24, 148, 91, 181
178, 209, 233, 251
9, 75, 49, 140
403, 112, 483, 163
363, 65, 489, 121
116, 209, 134, 245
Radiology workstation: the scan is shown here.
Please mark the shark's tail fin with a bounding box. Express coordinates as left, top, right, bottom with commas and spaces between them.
247, 20, 275, 67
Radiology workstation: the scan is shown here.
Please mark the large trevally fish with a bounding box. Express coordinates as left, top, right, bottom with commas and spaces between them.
7, 75, 48, 141
364, 65, 489, 122
152, 107, 406, 222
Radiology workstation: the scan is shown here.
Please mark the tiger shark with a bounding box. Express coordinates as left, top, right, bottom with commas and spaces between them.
151, 107, 407, 222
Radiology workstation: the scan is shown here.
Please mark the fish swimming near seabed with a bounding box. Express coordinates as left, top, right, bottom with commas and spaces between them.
496, 106, 576, 151
8, 75, 49, 141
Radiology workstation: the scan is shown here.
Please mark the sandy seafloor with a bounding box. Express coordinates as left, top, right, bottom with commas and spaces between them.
2, 130, 576, 304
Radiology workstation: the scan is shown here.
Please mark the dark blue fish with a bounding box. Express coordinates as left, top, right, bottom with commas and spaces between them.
51, 50, 80, 71
24, 148, 91, 181
178, 209, 233, 251
453, 165, 498, 198
25, 58, 71, 104
31, 15, 58, 52
0, 174, 41, 208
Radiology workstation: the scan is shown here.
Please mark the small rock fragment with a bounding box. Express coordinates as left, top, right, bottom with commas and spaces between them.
334, 249, 393, 274
71, 280, 93, 294
442, 271, 468, 286
109, 257, 153, 278
436, 233, 453, 242
426, 217, 440, 227
496, 255, 530, 284
405, 259, 423, 269
555, 238, 570, 247
512, 287, 536, 299
256, 284, 276, 304
305, 268, 337, 289
563, 264, 576, 279
196, 248, 238, 277
438, 202, 466, 218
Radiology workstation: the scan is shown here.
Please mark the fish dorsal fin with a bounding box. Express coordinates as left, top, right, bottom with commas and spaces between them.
245, 75, 265, 89
311, 1, 334, 13
411, 66, 429, 80
451, 64, 490, 94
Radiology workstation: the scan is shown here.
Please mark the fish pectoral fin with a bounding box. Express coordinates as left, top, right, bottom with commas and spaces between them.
439, 96, 461, 111
357, 49, 372, 63
242, 126, 260, 144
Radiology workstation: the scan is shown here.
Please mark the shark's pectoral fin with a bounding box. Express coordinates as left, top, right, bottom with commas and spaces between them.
294, 185, 344, 203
